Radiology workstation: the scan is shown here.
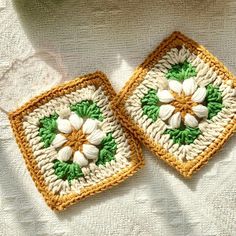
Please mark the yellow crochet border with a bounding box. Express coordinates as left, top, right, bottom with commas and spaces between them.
114, 31, 236, 178
8, 71, 144, 211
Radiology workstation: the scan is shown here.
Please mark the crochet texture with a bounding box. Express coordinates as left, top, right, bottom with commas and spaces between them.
114, 32, 236, 178
8, 72, 144, 210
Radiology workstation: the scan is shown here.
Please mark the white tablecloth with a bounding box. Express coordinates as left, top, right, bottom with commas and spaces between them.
0, 1, 236, 235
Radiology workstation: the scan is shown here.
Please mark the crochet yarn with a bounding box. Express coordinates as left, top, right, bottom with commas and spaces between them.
114, 32, 236, 178
8, 72, 144, 210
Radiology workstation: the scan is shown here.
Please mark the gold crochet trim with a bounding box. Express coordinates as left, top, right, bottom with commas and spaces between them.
9, 72, 144, 211
114, 31, 236, 178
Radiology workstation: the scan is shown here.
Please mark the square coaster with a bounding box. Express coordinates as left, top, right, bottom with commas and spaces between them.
115, 32, 236, 178
9, 72, 144, 210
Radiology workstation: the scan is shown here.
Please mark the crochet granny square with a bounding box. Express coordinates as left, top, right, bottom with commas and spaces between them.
9, 72, 143, 210
115, 32, 236, 178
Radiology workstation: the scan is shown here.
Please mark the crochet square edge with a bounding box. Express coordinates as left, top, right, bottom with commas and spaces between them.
114, 31, 236, 178
8, 71, 144, 211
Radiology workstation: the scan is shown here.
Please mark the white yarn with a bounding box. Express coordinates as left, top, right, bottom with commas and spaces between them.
157, 90, 174, 103
52, 134, 67, 148
191, 87, 207, 103
87, 129, 106, 145
82, 118, 98, 134
56, 117, 72, 133
168, 112, 181, 129
57, 146, 72, 162
82, 144, 99, 160
184, 114, 198, 128
182, 78, 197, 96
69, 112, 83, 130
192, 105, 208, 118
73, 151, 88, 167
168, 80, 182, 94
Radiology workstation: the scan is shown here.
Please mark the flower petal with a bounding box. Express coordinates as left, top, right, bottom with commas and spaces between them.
57, 107, 71, 118
183, 78, 197, 96
73, 150, 88, 167
159, 105, 175, 120
168, 80, 182, 94
52, 134, 67, 148
57, 117, 72, 133
157, 90, 174, 103
82, 144, 99, 160
191, 87, 207, 103
87, 129, 106, 145
156, 75, 169, 90
168, 112, 181, 128
192, 105, 208, 118
57, 146, 72, 162
82, 118, 98, 134
184, 113, 198, 128
69, 113, 83, 130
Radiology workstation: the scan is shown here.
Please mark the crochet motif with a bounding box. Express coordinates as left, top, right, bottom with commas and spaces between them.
114, 32, 236, 178
8, 72, 144, 210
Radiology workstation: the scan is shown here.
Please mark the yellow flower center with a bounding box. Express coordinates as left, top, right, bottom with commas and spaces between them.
63, 129, 88, 152
171, 92, 197, 118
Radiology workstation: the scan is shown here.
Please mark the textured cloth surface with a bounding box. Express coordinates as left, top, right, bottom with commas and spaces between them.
0, 1, 236, 235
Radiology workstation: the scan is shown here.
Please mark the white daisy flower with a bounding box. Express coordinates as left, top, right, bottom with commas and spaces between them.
52, 108, 106, 167
157, 78, 208, 128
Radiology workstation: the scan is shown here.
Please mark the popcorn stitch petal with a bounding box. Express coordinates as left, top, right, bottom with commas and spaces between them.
159, 104, 175, 120
82, 118, 98, 134
82, 144, 99, 160
52, 134, 67, 148
87, 129, 106, 145
73, 150, 88, 167
57, 107, 71, 118
184, 113, 198, 128
168, 112, 181, 129
168, 80, 183, 94
57, 117, 73, 134
157, 90, 174, 103
183, 78, 197, 96
191, 87, 207, 103
192, 105, 208, 118
57, 146, 73, 162
69, 112, 84, 130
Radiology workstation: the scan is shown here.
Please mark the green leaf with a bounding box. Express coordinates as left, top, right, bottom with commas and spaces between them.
70, 100, 103, 121
165, 126, 201, 145
39, 114, 58, 148
166, 61, 197, 81
96, 133, 117, 166
53, 160, 84, 184
141, 89, 160, 121
206, 84, 224, 119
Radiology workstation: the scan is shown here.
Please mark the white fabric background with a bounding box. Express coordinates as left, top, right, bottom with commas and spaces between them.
0, 0, 236, 235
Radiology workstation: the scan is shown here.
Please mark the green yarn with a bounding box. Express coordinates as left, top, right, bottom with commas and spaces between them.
39, 114, 58, 148
165, 126, 201, 145
70, 100, 103, 121
206, 84, 223, 119
53, 160, 84, 183
166, 61, 197, 81
141, 89, 160, 121
96, 133, 117, 166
